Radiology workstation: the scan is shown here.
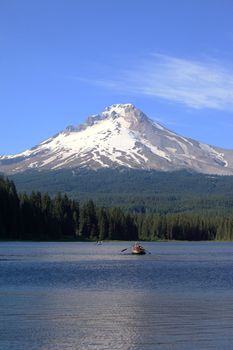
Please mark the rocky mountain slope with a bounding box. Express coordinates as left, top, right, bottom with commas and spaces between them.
1, 103, 233, 175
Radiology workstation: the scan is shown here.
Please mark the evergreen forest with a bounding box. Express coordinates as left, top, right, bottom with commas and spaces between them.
1, 175, 233, 241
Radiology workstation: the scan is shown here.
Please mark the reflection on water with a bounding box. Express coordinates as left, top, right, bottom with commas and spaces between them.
1, 242, 233, 349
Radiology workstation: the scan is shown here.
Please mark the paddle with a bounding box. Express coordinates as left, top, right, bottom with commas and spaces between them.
145, 249, 151, 254
121, 248, 128, 252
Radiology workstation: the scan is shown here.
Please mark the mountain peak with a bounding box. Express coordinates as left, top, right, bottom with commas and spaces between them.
101, 103, 147, 125
104, 103, 135, 112
103, 103, 138, 116
78, 103, 145, 130
0, 104, 233, 175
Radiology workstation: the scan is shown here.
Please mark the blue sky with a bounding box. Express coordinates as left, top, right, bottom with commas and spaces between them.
1, 0, 233, 154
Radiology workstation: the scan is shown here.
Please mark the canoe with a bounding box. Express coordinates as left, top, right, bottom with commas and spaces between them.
131, 243, 146, 255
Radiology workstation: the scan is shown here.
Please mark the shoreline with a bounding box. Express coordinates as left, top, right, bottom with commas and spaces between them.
1, 239, 233, 243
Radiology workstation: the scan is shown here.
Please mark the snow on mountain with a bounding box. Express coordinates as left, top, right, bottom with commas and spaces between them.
1, 103, 233, 175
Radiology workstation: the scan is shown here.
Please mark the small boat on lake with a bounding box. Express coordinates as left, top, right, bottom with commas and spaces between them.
131, 242, 146, 255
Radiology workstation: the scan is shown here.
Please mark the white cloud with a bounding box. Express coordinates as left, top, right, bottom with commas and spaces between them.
80, 54, 233, 111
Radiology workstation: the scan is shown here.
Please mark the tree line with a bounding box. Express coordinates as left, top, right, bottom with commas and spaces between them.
1, 175, 233, 241
0, 176, 137, 241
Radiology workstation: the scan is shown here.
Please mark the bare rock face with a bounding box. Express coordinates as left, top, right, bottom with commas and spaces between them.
1, 103, 233, 175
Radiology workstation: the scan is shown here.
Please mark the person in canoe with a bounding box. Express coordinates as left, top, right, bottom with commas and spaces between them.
131, 242, 146, 255
121, 242, 149, 254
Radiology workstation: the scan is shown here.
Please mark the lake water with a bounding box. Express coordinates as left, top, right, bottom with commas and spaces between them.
1, 242, 233, 349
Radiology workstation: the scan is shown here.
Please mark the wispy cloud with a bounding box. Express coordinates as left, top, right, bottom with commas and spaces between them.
78, 54, 233, 111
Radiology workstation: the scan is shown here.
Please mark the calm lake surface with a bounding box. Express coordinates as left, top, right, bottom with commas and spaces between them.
1, 242, 233, 349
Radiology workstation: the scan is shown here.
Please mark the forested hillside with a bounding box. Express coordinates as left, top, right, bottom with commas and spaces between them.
1, 175, 233, 241
9, 168, 233, 214
10, 168, 233, 196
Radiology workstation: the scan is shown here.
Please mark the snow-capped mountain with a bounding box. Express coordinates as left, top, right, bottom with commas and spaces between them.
1, 103, 233, 175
